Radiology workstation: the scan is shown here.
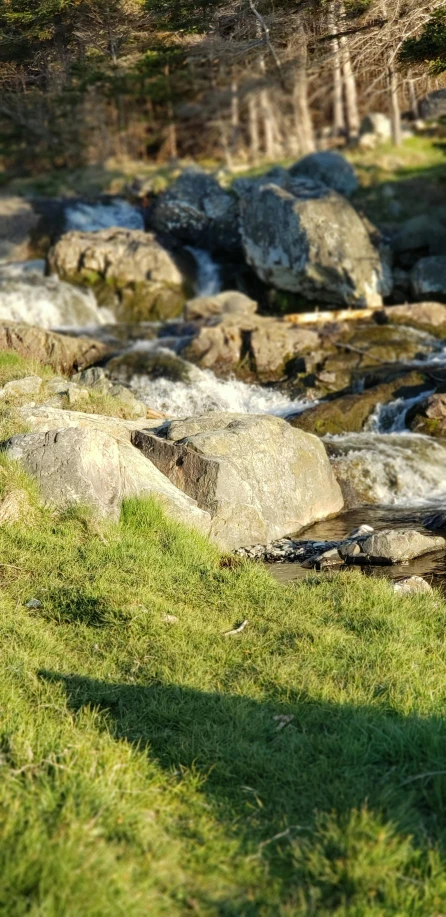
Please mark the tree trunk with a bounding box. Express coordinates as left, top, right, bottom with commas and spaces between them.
339, 1, 360, 140
230, 79, 240, 156
293, 20, 315, 155
389, 56, 402, 145
407, 70, 419, 120
248, 93, 260, 162
328, 0, 345, 136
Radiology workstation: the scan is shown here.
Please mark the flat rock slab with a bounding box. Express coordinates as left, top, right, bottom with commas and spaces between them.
359, 529, 445, 564
0, 322, 111, 374
132, 412, 343, 550
2, 427, 211, 533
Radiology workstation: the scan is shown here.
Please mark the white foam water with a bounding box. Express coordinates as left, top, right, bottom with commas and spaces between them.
0, 275, 111, 329
65, 199, 144, 233
127, 343, 311, 417
328, 431, 446, 507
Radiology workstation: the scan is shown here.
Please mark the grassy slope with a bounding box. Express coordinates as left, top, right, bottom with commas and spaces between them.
0, 356, 446, 914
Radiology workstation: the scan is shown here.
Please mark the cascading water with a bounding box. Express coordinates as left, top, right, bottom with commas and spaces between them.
0, 273, 112, 329
186, 246, 223, 296
64, 198, 144, 232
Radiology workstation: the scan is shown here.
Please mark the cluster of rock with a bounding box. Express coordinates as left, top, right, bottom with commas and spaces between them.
2, 404, 343, 550
237, 524, 445, 569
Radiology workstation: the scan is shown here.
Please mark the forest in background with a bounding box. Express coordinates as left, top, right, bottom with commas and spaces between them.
0, 0, 445, 174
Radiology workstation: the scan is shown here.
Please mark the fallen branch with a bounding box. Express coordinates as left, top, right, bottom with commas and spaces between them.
223, 619, 248, 636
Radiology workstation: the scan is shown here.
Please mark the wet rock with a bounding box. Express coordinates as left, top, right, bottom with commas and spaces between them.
0, 196, 40, 262
385, 301, 446, 338
288, 372, 429, 436
48, 228, 186, 321
184, 290, 257, 321
132, 412, 344, 550
393, 576, 433, 595
0, 322, 111, 374
410, 257, 446, 302
239, 178, 392, 306
359, 529, 445, 564
423, 511, 446, 531
184, 314, 320, 382
408, 393, 446, 438
106, 348, 192, 385
149, 168, 241, 253
2, 427, 211, 532
289, 151, 358, 197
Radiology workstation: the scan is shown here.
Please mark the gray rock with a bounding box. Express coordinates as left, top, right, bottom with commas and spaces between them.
359, 112, 392, 140
2, 376, 42, 398
289, 151, 358, 198
338, 541, 361, 559
0, 196, 40, 262
132, 412, 344, 550
419, 89, 446, 121
2, 427, 211, 532
48, 228, 186, 321
184, 290, 258, 321
0, 322, 111, 375
18, 404, 159, 441
411, 257, 446, 301
239, 179, 392, 306
149, 168, 241, 253
393, 576, 433, 595
360, 529, 445, 564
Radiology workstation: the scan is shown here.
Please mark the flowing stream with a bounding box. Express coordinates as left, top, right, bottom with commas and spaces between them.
4, 196, 446, 580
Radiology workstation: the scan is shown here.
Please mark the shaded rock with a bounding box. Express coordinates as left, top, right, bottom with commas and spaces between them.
3, 427, 211, 532
359, 529, 445, 564
419, 89, 446, 120
149, 168, 241, 253
423, 511, 446, 531
0, 322, 111, 374
132, 412, 344, 550
48, 228, 186, 321
239, 178, 392, 306
184, 290, 257, 321
289, 151, 358, 197
393, 576, 432, 595
106, 348, 192, 385
411, 257, 446, 301
289, 372, 429, 436
391, 214, 446, 269
0, 196, 40, 262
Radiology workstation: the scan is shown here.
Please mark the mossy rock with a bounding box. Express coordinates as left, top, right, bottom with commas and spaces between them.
289, 371, 429, 436
58, 271, 187, 322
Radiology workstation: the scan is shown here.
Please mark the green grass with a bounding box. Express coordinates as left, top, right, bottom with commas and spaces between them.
1, 492, 446, 914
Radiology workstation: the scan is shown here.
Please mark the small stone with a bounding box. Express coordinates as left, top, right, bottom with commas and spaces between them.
4, 376, 42, 398
66, 384, 89, 406
162, 614, 179, 624
338, 541, 361, 560
25, 598, 41, 609
348, 525, 374, 538
393, 576, 433, 595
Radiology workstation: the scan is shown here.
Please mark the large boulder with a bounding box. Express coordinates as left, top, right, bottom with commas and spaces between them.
411, 257, 446, 301
149, 169, 241, 253
0, 322, 111, 374
48, 228, 186, 321
419, 89, 446, 121
289, 151, 358, 197
132, 413, 344, 550
18, 405, 160, 441
0, 196, 40, 262
2, 427, 211, 532
239, 178, 392, 306
0, 275, 107, 329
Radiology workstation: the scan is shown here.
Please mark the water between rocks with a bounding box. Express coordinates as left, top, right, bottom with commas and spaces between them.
9, 198, 446, 586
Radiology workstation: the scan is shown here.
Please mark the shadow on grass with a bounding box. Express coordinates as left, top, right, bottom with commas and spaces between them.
40, 670, 446, 900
